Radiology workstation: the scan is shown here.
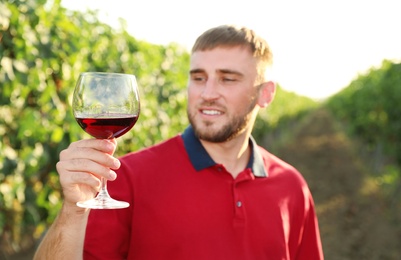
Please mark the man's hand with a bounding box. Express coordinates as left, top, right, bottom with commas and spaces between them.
56, 138, 121, 209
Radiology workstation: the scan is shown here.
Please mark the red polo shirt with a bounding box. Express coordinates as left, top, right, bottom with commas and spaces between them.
84, 126, 323, 259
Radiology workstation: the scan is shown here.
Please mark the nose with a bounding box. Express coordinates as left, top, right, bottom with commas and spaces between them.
200, 79, 219, 100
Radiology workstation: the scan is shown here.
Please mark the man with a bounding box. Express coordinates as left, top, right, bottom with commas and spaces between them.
34, 25, 324, 259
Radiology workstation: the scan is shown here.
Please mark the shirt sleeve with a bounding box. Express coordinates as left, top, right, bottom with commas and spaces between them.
295, 193, 324, 260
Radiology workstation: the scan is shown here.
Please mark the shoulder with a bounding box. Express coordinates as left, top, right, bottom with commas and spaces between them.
116, 134, 189, 178
257, 145, 307, 185
257, 146, 316, 210
110, 134, 186, 188
120, 134, 184, 163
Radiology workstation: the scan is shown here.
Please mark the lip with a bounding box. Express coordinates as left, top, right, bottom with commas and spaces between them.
198, 106, 224, 118
200, 109, 222, 116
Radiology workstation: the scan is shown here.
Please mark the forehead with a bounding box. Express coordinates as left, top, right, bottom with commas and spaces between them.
190, 46, 258, 74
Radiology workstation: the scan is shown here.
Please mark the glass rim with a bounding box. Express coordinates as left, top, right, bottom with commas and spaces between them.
79, 72, 136, 78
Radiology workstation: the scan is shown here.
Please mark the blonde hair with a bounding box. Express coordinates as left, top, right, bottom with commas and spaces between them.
192, 25, 273, 83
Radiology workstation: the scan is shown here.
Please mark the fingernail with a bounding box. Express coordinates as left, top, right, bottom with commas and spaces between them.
109, 170, 117, 180
114, 159, 121, 168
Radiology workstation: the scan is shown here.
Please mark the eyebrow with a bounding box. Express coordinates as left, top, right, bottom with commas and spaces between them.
189, 69, 243, 76
218, 69, 243, 76
189, 69, 205, 74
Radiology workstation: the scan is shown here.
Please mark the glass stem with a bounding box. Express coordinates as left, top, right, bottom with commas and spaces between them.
97, 177, 110, 199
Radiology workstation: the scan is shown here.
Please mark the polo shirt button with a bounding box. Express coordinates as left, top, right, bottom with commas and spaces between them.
236, 201, 242, 207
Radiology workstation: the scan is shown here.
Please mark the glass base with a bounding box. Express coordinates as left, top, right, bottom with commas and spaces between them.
76, 197, 130, 209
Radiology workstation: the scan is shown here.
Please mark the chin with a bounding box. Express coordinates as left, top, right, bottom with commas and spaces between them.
194, 126, 235, 143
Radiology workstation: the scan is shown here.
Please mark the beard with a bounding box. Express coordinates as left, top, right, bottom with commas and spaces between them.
187, 98, 258, 143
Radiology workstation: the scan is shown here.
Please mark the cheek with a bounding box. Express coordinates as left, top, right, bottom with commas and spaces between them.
187, 86, 200, 102
231, 93, 257, 111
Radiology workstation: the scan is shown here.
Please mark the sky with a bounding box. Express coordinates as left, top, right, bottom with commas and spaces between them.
61, 0, 401, 100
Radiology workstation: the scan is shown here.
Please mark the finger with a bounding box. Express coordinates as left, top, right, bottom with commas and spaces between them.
69, 139, 117, 155
57, 159, 117, 181
62, 170, 102, 190
58, 171, 101, 207
59, 146, 121, 170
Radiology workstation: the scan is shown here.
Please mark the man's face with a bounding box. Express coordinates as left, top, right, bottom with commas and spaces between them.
187, 46, 261, 143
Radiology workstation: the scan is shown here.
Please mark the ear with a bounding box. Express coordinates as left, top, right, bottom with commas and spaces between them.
257, 81, 276, 108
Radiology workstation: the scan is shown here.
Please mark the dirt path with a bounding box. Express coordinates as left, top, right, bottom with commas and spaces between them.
272, 108, 400, 260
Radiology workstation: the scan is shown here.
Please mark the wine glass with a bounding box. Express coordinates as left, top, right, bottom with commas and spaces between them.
72, 72, 140, 209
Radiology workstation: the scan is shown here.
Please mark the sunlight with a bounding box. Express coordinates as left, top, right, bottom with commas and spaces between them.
61, 0, 401, 100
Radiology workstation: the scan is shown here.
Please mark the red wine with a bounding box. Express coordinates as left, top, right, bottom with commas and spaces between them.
75, 114, 139, 139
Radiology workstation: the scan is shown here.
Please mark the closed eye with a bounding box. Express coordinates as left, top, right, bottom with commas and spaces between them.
218, 70, 242, 84
192, 75, 206, 82
222, 78, 236, 82
189, 69, 207, 82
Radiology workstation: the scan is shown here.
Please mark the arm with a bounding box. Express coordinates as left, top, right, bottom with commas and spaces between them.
33, 206, 90, 259
33, 139, 120, 259
296, 196, 324, 260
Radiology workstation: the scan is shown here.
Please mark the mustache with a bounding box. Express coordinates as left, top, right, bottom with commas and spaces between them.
199, 100, 224, 108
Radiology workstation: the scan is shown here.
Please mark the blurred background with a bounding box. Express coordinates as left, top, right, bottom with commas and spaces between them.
1, 0, 400, 259
62, 0, 401, 101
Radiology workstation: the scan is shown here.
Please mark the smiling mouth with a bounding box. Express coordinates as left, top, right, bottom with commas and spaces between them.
201, 109, 222, 115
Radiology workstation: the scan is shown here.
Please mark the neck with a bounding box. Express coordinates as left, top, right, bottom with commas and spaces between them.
200, 130, 251, 179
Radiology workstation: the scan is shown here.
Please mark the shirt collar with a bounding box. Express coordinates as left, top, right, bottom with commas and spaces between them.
181, 125, 267, 177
